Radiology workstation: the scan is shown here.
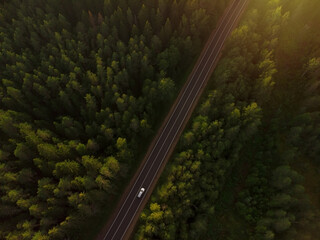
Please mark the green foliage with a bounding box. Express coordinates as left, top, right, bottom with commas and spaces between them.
208, 0, 320, 239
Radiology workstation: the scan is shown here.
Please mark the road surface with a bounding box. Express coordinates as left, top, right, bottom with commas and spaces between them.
102, 0, 249, 239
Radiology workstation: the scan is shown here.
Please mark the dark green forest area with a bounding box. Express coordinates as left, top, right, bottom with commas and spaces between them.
0, 0, 229, 239
134, 0, 320, 239
1, 0, 319, 240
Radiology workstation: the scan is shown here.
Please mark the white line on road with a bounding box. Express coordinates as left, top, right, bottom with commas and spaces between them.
103, 1, 238, 239
118, 0, 248, 239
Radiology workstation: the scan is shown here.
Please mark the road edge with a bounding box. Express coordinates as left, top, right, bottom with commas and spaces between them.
95, 0, 250, 239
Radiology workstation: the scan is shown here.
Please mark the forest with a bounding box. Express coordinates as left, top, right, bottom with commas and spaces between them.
1, 0, 319, 240
0, 0, 229, 239
134, 0, 320, 240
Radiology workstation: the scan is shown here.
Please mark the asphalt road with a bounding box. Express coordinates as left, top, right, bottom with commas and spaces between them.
103, 0, 249, 239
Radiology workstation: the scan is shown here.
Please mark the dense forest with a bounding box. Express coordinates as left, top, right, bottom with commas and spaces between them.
134, 0, 320, 239
1, 0, 319, 239
0, 0, 229, 239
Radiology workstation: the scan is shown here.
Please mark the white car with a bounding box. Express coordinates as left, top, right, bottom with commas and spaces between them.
137, 187, 145, 198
